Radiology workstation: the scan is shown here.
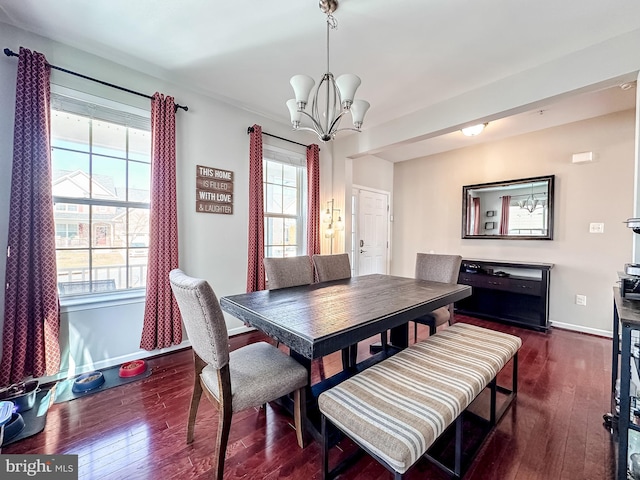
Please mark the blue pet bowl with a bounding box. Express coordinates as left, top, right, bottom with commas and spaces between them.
72, 371, 105, 393
3, 413, 25, 442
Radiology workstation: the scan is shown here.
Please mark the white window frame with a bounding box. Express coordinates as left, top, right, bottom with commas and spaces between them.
51, 86, 151, 301
263, 145, 307, 258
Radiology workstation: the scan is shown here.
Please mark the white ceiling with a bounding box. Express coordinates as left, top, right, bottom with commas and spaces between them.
1, 0, 638, 162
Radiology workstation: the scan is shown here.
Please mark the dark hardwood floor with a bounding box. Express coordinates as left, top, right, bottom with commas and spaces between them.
4, 316, 616, 479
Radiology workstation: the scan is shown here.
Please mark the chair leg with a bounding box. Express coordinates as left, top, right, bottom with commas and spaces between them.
293, 387, 306, 448
187, 377, 204, 444
316, 358, 326, 379
214, 402, 233, 480
414, 321, 418, 343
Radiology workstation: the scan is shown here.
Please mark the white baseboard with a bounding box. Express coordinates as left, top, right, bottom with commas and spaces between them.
38, 340, 192, 384
550, 320, 612, 338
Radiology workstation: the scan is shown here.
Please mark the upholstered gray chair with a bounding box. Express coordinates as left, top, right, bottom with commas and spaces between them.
264, 255, 314, 289
312, 253, 352, 283
413, 253, 462, 341
169, 269, 308, 480
312, 253, 387, 366
263, 255, 325, 379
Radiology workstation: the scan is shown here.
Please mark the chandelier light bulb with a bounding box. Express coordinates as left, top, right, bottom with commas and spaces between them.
350, 100, 370, 129
336, 74, 361, 108
286, 99, 301, 127
290, 75, 315, 109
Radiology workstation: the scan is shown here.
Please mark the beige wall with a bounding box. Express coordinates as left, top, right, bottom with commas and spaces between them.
392, 110, 636, 335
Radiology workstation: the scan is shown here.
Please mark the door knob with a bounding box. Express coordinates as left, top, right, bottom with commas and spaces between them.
360, 249, 367, 253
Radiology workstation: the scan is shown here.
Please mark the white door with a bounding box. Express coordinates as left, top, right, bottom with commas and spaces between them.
354, 188, 389, 275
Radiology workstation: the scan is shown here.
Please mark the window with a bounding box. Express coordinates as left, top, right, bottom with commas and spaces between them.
263, 146, 307, 258
51, 90, 151, 296
508, 203, 548, 235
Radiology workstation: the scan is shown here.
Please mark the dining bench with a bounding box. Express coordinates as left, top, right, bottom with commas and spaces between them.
318, 322, 521, 479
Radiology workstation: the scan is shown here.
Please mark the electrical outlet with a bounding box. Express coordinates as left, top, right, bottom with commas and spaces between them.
589, 223, 604, 233
576, 294, 587, 306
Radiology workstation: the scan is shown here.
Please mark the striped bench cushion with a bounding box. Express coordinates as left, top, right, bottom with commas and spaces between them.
318, 323, 521, 474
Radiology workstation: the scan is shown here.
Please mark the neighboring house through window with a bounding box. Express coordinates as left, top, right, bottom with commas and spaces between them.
508, 203, 548, 235
51, 89, 151, 297
263, 145, 307, 257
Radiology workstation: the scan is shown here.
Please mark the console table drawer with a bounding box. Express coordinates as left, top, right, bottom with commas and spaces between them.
507, 278, 541, 296
459, 273, 488, 288
459, 274, 540, 296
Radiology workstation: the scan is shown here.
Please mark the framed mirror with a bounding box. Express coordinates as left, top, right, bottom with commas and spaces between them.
462, 175, 554, 240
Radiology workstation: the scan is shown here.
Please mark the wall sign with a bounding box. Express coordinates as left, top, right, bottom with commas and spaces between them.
196, 165, 234, 215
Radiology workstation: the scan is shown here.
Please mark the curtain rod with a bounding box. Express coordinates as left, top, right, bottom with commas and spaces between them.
246, 126, 318, 150
4, 48, 188, 112
500, 193, 548, 198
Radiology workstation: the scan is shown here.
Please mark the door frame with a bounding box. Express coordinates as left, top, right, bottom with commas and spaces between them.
351, 185, 391, 276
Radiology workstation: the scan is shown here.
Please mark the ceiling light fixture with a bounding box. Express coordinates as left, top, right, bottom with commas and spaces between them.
461, 123, 488, 137
286, 0, 370, 142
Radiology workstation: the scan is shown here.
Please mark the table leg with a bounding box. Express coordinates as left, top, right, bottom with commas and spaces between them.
389, 323, 409, 349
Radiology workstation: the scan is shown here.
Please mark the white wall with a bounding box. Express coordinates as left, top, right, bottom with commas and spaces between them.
0, 23, 325, 379
391, 110, 636, 336
352, 155, 394, 193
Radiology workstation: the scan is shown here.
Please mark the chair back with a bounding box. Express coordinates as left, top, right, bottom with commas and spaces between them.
264, 256, 314, 289
313, 253, 352, 282
169, 269, 229, 369
415, 253, 462, 284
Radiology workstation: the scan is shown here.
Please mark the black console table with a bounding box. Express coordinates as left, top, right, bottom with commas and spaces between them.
455, 258, 553, 331
610, 288, 640, 480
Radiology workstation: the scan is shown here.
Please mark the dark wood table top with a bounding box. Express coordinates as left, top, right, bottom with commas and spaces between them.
220, 274, 472, 360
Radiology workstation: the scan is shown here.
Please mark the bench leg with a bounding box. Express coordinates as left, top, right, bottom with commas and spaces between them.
513, 352, 518, 394
490, 377, 497, 426
454, 414, 463, 477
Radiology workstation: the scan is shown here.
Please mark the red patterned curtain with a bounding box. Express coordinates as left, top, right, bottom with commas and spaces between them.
499, 195, 511, 235
1, 47, 60, 385
306, 144, 321, 256
140, 93, 181, 350
472, 197, 481, 235
246, 124, 265, 292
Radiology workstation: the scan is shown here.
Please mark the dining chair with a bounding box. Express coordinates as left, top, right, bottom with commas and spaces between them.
263, 255, 325, 379
169, 269, 308, 480
312, 253, 388, 366
264, 255, 314, 289
413, 253, 463, 341
312, 253, 352, 283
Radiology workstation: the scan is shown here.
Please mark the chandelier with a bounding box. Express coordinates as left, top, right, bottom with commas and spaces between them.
517, 183, 543, 213
286, 0, 370, 142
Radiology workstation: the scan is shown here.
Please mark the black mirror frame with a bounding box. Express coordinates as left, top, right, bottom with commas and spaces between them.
461, 174, 555, 240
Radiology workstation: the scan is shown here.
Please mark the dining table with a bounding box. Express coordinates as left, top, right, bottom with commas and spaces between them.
220, 273, 472, 439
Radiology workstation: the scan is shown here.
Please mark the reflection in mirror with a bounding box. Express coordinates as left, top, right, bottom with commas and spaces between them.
462, 175, 554, 240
